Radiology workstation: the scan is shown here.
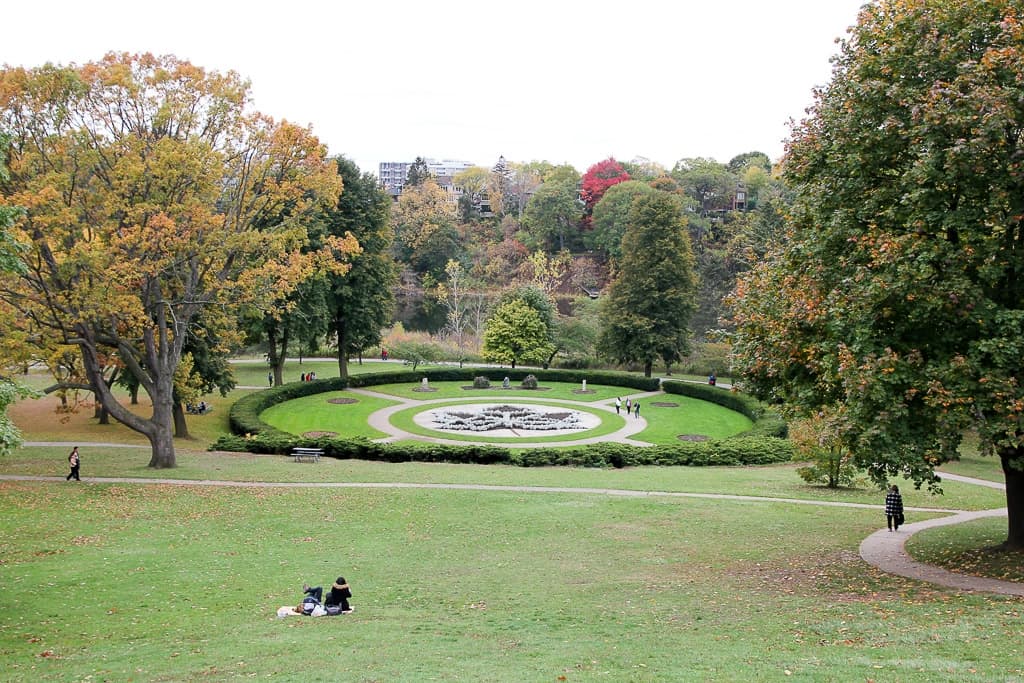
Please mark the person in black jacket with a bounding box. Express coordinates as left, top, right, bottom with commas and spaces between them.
325, 576, 353, 613
885, 485, 904, 531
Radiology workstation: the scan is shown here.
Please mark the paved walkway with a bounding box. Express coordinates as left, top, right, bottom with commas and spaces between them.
857, 471, 1023, 596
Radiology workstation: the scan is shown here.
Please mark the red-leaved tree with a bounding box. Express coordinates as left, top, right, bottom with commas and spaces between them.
579, 158, 630, 228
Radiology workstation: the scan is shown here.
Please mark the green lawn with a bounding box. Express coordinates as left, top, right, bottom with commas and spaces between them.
2, 477, 1021, 682
631, 395, 752, 442
1, 446, 1007, 512
4, 364, 1021, 681
259, 390, 396, 440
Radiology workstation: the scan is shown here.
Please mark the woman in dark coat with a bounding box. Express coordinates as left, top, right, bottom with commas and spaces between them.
885, 485, 904, 531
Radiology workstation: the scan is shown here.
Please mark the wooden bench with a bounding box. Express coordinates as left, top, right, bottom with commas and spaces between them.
291, 447, 323, 463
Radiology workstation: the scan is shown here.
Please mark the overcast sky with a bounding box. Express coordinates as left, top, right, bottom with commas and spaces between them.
4, 0, 867, 176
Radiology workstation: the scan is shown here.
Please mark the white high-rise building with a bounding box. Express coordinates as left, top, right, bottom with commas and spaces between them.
378, 158, 475, 198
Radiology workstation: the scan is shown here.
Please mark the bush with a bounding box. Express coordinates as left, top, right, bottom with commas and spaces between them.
521, 374, 538, 389
473, 376, 491, 389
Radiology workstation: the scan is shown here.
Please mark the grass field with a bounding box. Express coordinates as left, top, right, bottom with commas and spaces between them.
2, 362, 1022, 681
2, 473, 1022, 682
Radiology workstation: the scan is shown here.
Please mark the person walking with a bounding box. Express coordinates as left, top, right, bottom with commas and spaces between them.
885, 484, 904, 531
625, 397, 632, 414
614, 397, 621, 414
66, 446, 80, 481
633, 401, 640, 419
268, 371, 273, 386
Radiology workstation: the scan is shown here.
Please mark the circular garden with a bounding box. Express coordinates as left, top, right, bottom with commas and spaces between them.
214, 368, 792, 467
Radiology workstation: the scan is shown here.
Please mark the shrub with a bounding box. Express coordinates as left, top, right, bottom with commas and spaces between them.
473, 376, 491, 389
521, 374, 538, 389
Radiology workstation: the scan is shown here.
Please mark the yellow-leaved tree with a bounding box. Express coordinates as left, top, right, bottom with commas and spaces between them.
0, 53, 347, 467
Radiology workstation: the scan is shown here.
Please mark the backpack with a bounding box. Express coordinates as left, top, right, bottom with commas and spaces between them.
325, 604, 343, 616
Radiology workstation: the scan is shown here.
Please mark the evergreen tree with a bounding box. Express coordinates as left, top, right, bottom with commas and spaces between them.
598, 192, 698, 377
406, 156, 432, 187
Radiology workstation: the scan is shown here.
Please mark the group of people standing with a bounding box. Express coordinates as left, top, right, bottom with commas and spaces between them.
613, 397, 641, 418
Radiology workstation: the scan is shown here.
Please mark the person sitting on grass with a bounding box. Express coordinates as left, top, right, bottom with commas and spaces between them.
325, 576, 353, 614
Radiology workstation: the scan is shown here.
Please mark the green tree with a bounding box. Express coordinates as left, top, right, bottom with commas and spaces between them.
728, 0, 1024, 547
587, 180, 657, 261
522, 167, 581, 251
325, 157, 397, 379
0, 135, 33, 455
405, 156, 432, 187
482, 298, 555, 368
598, 192, 698, 377
726, 151, 771, 175
671, 157, 737, 214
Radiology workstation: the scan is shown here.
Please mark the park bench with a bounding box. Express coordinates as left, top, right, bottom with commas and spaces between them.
291, 447, 323, 463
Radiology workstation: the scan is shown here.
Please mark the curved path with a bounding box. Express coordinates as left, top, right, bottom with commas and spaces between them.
9, 448, 1020, 596
858, 471, 1023, 596
351, 387, 663, 448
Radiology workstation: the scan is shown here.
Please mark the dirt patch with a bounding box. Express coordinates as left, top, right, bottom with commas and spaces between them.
302, 431, 337, 438
327, 398, 357, 405
572, 390, 596, 395
413, 387, 438, 392
677, 434, 710, 442
651, 401, 678, 407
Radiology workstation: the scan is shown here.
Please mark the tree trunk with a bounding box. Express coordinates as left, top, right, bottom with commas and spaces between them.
336, 317, 349, 380
147, 417, 176, 468
172, 402, 189, 439
146, 383, 177, 468
644, 360, 653, 378
267, 323, 289, 386
130, 385, 139, 404
1001, 449, 1024, 549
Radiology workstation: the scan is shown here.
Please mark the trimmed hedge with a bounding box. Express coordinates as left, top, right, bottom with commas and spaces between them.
213, 368, 790, 468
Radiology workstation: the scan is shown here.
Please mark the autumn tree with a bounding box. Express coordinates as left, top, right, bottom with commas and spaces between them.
324, 157, 396, 379
728, 0, 1024, 547
598, 192, 698, 377
579, 157, 630, 228
453, 165, 490, 223
391, 178, 459, 278
0, 53, 344, 468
